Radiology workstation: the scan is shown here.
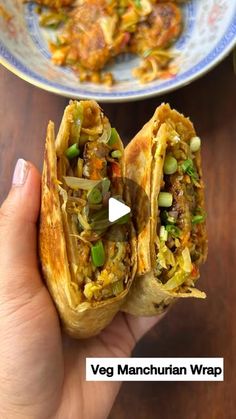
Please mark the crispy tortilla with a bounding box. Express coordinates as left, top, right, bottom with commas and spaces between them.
39, 101, 136, 338
123, 103, 207, 316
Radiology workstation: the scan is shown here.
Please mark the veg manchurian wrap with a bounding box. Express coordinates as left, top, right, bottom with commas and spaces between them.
123, 103, 208, 316
40, 100, 136, 338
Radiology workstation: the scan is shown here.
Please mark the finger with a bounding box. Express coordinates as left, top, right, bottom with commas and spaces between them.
124, 311, 167, 343
0, 159, 42, 298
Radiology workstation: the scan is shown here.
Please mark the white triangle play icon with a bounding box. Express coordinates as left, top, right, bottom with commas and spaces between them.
108, 197, 131, 223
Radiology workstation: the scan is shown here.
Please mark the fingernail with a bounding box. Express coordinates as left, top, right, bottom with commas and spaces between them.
12, 159, 29, 186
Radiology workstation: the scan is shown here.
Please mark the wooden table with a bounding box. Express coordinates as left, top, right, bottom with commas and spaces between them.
0, 57, 235, 419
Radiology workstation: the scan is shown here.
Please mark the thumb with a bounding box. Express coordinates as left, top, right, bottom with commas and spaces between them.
0, 159, 42, 300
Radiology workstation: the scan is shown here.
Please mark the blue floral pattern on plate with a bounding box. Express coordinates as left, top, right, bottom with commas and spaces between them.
0, 0, 235, 101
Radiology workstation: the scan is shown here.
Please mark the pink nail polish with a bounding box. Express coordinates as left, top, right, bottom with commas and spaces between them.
12, 159, 29, 186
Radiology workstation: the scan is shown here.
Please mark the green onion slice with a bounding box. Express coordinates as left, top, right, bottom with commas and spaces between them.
91, 219, 111, 231
161, 210, 176, 225
87, 188, 103, 205
108, 128, 119, 146
65, 144, 80, 159
91, 240, 106, 267
116, 213, 130, 225
181, 159, 199, 181
143, 48, 152, 58
111, 150, 122, 159
158, 192, 173, 208
102, 178, 111, 194
166, 224, 181, 238
190, 136, 201, 152
164, 155, 178, 175
134, 0, 142, 9
39, 11, 67, 29
90, 208, 109, 222
192, 214, 205, 224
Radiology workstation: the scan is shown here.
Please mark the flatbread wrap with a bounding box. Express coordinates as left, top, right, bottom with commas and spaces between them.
123, 103, 207, 316
39, 100, 136, 338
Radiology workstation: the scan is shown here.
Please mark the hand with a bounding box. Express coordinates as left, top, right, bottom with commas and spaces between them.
0, 159, 163, 419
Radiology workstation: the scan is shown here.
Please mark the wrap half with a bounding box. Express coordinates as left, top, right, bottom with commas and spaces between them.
123, 103, 208, 316
39, 100, 136, 338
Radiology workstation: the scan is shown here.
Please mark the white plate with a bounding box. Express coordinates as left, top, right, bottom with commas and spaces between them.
0, 0, 235, 102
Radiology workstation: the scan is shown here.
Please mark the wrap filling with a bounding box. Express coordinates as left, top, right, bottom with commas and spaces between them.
56, 101, 131, 303
155, 126, 206, 292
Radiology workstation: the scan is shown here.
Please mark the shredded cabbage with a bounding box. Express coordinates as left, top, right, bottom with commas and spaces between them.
180, 247, 192, 273
156, 241, 193, 292
157, 240, 175, 270
99, 15, 117, 45
64, 176, 100, 190
163, 271, 188, 291
58, 184, 68, 212
77, 213, 91, 231
84, 283, 102, 300
98, 121, 112, 144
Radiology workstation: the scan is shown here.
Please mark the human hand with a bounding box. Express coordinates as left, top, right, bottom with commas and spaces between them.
0, 159, 164, 419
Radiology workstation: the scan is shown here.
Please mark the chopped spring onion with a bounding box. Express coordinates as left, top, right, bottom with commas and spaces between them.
102, 178, 111, 194
192, 214, 205, 224
65, 144, 80, 159
166, 224, 181, 238
160, 226, 168, 242
158, 192, 173, 208
64, 177, 100, 190
161, 210, 176, 225
91, 219, 111, 231
87, 188, 103, 205
143, 48, 152, 58
181, 159, 193, 172
111, 150, 122, 159
108, 127, 119, 146
164, 155, 178, 175
116, 213, 130, 225
39, 12, 67, 29
190, 136, 201, 152
91, 240, 105, 267
90, 208, 109, 222
181, 159, 199, 181
88, 204, 103, 210
134, 0, 142, 9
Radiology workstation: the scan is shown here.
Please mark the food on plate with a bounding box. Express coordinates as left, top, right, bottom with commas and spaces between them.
32, 0, 74, 8
39, 100, 136, 338
31, 0, 187, 84
123, 103, 208, 316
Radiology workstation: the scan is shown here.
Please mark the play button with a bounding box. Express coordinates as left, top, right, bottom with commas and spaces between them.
88, 177, 150, 242
108, 197, 131, 223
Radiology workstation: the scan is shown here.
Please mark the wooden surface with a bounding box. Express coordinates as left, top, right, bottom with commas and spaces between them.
0, 57, 235, 419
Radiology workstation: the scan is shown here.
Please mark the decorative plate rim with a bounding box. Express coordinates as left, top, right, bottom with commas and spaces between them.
0, 14, 236, 102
